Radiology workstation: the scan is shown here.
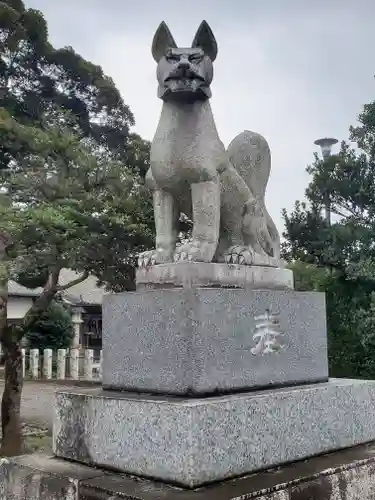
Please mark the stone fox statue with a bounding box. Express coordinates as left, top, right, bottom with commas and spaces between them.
138, 21, 280, 268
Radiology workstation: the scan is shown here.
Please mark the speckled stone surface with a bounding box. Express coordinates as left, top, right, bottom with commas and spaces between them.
0, 454, 103, 500
136, 263, 293, 290
53, 379, 375, 487
80, 442, 375, 499
139, 22, 281, 269
4, 446, 375, 499
102, 288, 328, 394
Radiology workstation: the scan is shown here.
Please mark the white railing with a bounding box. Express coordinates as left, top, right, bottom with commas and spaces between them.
13, 348, 102, 381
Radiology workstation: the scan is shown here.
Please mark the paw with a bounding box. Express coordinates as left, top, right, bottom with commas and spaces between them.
173, 240, 215, 263
223, 246, 280, 267
224, 246, 254, 265
137, 248, 172, 268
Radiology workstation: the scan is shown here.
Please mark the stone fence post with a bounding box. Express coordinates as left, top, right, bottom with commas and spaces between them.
69, 349, 79, 380
43, 348, 53, 379
84, 349, 93, 380
21, 348, 26, 379
29, 348, 39, 379
57, 349, 66, 380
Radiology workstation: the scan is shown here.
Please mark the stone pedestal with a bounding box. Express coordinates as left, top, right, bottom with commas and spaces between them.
4, 443, 375, 499
103, 285, 328, 394
4, 263, 375, 499
136, 262, 294, 290
108, 262, 324, 395
53, 379, 375, 488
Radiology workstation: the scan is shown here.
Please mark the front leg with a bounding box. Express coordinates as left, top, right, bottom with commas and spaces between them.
138, 189, 179, 267
174, 181, 220, 263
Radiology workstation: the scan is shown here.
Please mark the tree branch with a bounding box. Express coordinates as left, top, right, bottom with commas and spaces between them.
56, 271, 89, 291
331, 206, 350, 219
19, 266, 61, 338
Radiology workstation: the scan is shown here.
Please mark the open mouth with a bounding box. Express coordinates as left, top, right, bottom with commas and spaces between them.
165, 74, 205, 83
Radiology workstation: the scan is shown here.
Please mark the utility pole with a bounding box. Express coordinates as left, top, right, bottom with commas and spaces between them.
313, 137, 338, 226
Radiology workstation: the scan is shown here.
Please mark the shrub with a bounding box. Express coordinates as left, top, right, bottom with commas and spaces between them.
26, 300, 74, 351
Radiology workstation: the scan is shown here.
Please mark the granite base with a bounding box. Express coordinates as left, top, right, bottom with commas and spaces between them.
0, 454, 103, 500
53, 379, 375, 488
3, 445, 375, 499
136, 262, 294, 290
102, 288, 328, 394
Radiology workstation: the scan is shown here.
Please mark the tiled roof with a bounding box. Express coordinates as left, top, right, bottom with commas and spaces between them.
8, 269, 106, 305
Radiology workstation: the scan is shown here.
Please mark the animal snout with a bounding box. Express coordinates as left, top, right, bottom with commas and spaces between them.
177, 60, 190, 71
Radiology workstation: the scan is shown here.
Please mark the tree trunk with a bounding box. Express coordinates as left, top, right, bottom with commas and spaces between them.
0, 233, 23, 456
21, 267, 62, 334
0, 340, 23, 456
0, 265, 88, 455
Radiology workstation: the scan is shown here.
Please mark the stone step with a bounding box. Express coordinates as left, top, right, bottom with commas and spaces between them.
3, 442, 375, 499
53, 378, 375, 488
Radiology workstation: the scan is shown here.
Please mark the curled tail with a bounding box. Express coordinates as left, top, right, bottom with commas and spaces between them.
227, 130, 271, 199
227, 130, 280, 261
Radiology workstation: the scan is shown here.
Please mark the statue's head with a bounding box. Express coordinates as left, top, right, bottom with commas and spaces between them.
152, 21, 217, 103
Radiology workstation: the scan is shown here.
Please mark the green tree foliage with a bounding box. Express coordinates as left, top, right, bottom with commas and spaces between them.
282, 145, 375, 272
25, 300, 74, 351
289, 261, 368, 377
0, 108, 153, 455
0, 0, 145, 168
1, 108, 153, 305
0, 0, 154, 456
282, 80, 375, 381
289, 260, 374, 379
286, 261, 329, 292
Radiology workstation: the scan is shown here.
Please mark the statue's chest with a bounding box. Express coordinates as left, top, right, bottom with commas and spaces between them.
152, 124, 207, 161
150, 117, 223, 188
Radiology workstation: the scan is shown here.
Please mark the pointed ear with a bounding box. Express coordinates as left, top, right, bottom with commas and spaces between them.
152, 21, 177, 62
192, 20, 217, 61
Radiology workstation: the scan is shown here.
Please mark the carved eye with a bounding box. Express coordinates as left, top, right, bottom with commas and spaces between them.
189, 54, 203, 63
166, 53, 180, 63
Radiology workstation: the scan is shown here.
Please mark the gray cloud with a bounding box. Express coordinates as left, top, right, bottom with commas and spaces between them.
25, 0, 375, 232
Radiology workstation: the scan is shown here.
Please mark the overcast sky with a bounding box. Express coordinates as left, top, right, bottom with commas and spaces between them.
25, 0, 375, 232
